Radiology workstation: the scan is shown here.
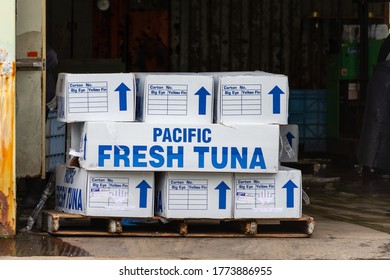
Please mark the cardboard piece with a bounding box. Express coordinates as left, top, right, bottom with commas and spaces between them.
233, 166, 302, 219
155, 171, 234, 219
55, 164, 154, 217
75, 122, 280, 173
56, 73, 136, 123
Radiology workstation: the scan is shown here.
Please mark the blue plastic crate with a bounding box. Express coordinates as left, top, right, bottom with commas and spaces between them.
45, 110, 66, 172
288, 89, 327, 153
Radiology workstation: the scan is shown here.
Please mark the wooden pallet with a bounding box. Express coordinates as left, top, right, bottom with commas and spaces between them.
36, 210, 315, 238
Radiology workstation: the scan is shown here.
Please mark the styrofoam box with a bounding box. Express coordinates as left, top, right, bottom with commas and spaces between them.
135, 73, 214, 124
76, 122, 280, 173
155, 171, 233, 219
56, 73, 136, 123
233, 166, 302, 219
55, 165, 154, 217
279, 124, 299, 163
209, 71, 289, 125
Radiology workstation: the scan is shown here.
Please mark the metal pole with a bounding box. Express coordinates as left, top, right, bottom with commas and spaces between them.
359, 0, 369, 101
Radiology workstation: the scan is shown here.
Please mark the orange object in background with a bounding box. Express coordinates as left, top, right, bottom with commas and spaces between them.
27, 51, 39, 57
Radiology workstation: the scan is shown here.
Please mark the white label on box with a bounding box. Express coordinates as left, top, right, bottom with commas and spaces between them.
148, 84, 188, 115
155, 172, 233, 219
89, 176, 131, 209
79, 122, 279, 173
68, 81, 109, 113
168, 179, 208, 210
222, 84, 262, 116
235, 178, 276, 209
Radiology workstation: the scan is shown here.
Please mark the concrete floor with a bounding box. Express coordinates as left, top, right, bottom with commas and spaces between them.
1, 161, 390, 260
57, 216, 390, 260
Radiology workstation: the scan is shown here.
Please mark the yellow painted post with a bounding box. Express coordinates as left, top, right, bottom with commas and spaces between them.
0, 1, 16, 237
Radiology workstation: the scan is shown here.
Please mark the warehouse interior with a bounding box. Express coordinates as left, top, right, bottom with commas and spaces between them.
2, 0, 390, 259
45, 0, 389, 161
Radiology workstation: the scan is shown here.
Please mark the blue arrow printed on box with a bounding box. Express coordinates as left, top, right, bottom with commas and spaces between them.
268, 85, 285, 114
285, 132, 295, 147
136, 180, 152, 208
215, 181, 231, 209
282, 180, 298, 208
115, 83, 131, 111
83, 134, 87, 160
195, 86, 211, 115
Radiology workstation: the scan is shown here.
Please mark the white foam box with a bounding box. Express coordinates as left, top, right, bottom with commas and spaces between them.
135, 73, 213, 124
279, 124, 299, 163
56, 73, 136, 123
76, 122, 280, 173
155, 172, 234, 219
233, 166, 302, 219
55, 165, 154, 217
211, 71, 289, 125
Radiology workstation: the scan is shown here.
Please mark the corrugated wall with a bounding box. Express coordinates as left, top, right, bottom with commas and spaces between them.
47, 0, 387, 88
169, 0, 386, 89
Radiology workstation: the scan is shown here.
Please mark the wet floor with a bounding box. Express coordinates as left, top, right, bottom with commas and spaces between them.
1, 160, 390, 258
0, 233, 90, 257
302, 164, 390, 234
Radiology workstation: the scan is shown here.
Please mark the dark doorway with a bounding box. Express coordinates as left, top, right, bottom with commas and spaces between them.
126, 10, 170, 72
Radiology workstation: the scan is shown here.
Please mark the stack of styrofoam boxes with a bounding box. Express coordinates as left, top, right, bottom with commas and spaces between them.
54, 71, 302, 222
210, 71, 302, 219
133, 73, 284, 219
54, 73, 155, 219
130, 71, 300, 220
135, 73, 226, 219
